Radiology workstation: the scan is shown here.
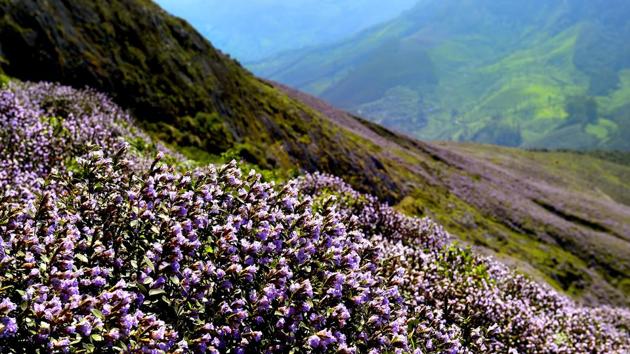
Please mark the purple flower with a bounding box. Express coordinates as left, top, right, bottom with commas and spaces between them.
308, 335, 320, 348
152, 276, 166, 288
0, 299, 16, 314
76, 320, 92, 336
92, 277, 106, 287
0, 317, 17, 338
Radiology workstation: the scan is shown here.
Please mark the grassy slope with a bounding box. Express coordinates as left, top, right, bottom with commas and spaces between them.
0, 0, 628, 306
252, 0, 630, 150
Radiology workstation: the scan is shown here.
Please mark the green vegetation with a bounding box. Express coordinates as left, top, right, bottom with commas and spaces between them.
584, 150, 630, 167
0, 0, 403, 203
253, 0, 630, 151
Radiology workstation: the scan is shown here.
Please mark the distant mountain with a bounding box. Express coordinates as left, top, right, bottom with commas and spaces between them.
155, 0, 417, 62
1, 0, 629, 306
252, 0, 630, 150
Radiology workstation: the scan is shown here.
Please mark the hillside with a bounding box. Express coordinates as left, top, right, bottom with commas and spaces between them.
277, 83, 630, 306
252, 0, 630, 150
1, 81, 628, 352
0, 0, 629, 309
0, 0, 401, 203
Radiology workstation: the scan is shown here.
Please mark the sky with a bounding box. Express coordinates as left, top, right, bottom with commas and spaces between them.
154, 0, 418, 62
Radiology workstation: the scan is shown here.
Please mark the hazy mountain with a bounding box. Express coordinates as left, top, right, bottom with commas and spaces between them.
253, 0, 630, 150
154, 0, 417, 62
1, 0, 629, 307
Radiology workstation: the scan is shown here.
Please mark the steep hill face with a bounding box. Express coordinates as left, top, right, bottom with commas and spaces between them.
0, 0, 629, 306
252, 0, 630, 150
0, 0, 400, 202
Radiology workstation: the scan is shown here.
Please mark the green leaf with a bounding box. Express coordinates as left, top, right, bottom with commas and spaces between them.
136, 282, 148, 294
143, 256, 155, 271
149, 289, 166, 296
75, 254, 88, 263
91, 308, 104, 319
83, 343, 96, 351
90, 334, 103, 342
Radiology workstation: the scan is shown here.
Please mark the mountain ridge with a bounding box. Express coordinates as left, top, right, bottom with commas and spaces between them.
0, 0, 404, 202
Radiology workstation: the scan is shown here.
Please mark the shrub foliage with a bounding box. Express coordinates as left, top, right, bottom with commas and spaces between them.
0, 83, 628, 353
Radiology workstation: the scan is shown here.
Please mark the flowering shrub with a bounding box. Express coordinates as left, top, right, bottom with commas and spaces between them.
0, 82, 629, 353
299, 173, 630, 353
0, 81, 168, 198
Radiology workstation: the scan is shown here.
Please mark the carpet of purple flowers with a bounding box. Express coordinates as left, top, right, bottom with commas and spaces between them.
0, 82, 629, 353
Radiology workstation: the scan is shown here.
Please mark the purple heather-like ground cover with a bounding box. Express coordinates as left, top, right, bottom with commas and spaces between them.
0, 82, 629, 353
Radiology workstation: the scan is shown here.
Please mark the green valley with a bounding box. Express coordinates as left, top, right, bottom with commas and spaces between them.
252, 0, 630, 150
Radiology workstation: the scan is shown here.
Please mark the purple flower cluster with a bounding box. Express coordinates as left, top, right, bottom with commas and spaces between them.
0, 82, 169, 199
0, 82, 628, 353
0, 152, 407, 352
0, 83, 407, 352
299, 173, 630, 353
